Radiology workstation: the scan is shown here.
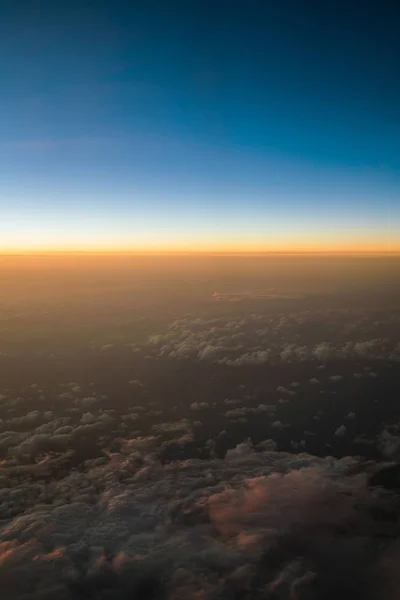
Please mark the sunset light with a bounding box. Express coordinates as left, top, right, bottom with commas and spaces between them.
1, 2, 400, 598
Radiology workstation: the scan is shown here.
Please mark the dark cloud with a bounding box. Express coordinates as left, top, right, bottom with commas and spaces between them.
0, 449, 399, 599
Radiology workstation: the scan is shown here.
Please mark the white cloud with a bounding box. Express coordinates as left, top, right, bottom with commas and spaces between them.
139, 312, 400, 367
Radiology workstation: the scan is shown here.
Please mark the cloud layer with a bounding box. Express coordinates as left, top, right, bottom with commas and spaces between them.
141, 309, 400, 366
1, 440, 400, 599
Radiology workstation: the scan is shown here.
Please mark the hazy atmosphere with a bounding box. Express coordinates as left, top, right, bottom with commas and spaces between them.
1, 1, 400, 599
1, 254, 400, 598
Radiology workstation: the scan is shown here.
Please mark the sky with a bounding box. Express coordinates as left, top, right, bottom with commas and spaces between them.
1, 0, 399, 253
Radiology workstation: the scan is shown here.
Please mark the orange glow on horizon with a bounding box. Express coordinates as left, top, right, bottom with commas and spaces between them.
1, 238, 399, 257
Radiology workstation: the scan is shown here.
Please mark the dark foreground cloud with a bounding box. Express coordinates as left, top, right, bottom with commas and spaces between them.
1, 449, 400, 599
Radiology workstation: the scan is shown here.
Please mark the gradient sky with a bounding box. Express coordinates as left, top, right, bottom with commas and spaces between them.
1, 0, 399, 252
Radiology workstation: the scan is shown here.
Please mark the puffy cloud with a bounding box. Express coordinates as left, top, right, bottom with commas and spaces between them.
198, 345, 227, 361
98, 412, 115, 425
329, 375, 344, 383
151, 420, 194, 447
291, 440, 306, 450
169, 343, 198, 359
335, 425, 347, 437
225, 438, 253, 458
225, 405, 272, 419
313, 342, 336, 362
277, 386, 296, 396
354, 339, 384, 358
54, 425, 74, 435
0, 430, 30, 451
190, 402, 209, 411
35, 421, 63, 434
378, 430, 400, 459
224, 398, 241, 406
6, 410, 41, 428
256, 403, 276, 413
139, 312, 400, 367
225, 407, 250, 419
272, 420, 287, 430
80, 412, 97, 424
258, 438, 278, 451
66, 382, 79, 389
220, 350, 271, 366
280, 344, 309, 362
0, 440, 399, 598
59, 392, 75, 402
152, 420, 192, 436
77, 396, 100, 407
9, 432, 71, 461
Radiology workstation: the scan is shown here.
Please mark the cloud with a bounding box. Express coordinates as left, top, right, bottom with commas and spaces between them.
8, 432, 71, 461
225, 439, 253, 458
80, 412, 97, 424
219, 350, 271, 366
258, 438, 278, 451
190, 402, 209, 411
0, 431, 30, 451
198, 345, 228, 361
378, 430, 400, 459
277, 386, 296, 396
77, 396, 100, 407
224, 398, 241, 406
272, 420, 287, 430
138, 311, 400, 367
313, 342, 336, 362
5, 410, 41, 428
334, 425, 347, 437
0, 443, 399, 599
225, 405, 273, 420
329, 375, 344, 383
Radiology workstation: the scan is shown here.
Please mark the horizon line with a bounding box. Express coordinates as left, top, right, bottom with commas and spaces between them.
1, 250, 400, 258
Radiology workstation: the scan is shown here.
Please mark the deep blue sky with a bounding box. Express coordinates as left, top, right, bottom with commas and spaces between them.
1, 0, 399, 251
